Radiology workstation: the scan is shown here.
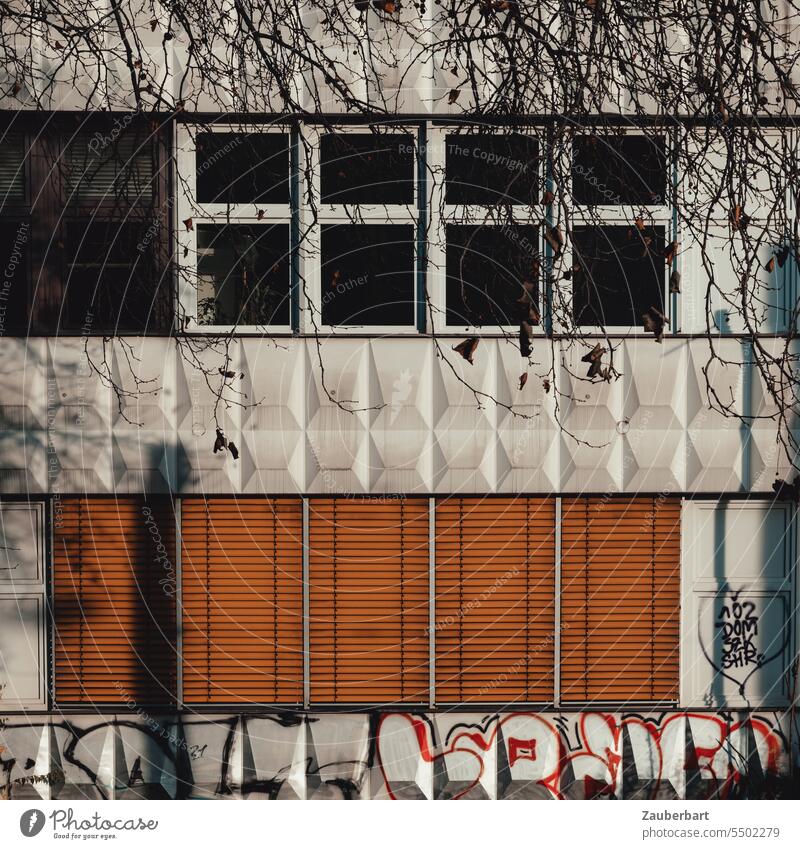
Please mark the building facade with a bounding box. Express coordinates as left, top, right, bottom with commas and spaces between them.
1, 2, 799, 801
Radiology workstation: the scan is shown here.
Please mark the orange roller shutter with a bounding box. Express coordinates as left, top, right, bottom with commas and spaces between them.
434, 497, 556, 703
560, 497, 681, 702
180, 498, 303, 704
53, 497, 177, 704
309, 497, 429, 704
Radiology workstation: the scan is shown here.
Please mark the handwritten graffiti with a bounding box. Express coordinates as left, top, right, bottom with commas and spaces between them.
376, 711, 792, 800
0, 711, 794, 800
717, 595, 760, 670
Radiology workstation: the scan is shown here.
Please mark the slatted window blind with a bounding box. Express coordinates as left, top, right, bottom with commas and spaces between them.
180, 498, 303, 704
0, 132, 25, 202
309, 498, 429, 703
434, 497, 556, 703
561, 497, 681, 701
64, 133, 155, 202
53, 498, 176, 704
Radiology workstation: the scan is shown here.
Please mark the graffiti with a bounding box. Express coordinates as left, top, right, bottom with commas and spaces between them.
0, 711, 794, 801
717, 595, 760, 670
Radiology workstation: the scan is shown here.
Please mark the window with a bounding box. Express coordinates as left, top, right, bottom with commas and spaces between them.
568, 132, 670, 330
572, 134, 666, 205
0, 503, 46, 708
196, 224, 291, 326
446, 224, 540, 326
181, 498, 303, 705
434, 129, 543, 330
560, 497, 680, 702
312, 128, 419, 330
177, 126, 293, 330
0, 132, 29, 334
321, 223, 415, 325
58, 126, 169, 332
434, 497, 556, 703
572, 224, 666, 327
53, 498, 177, 704
309, 497, 429, 703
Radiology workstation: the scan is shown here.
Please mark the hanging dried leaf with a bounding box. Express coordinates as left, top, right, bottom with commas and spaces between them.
765, 255, 776, 273
581, 343, 606, 364
543, 378, 551, 394
518, 373, 528, 390
453, 336, 480, 364
149, 18, 158, 31
776, 245, 791, 268
448, 89, 461, 105
730, 205, 750, 231
669, 270, 681, 293
213, 429, 226, 454
519, 321, 534, 358
183, 217, 194, 231
663, 240, 678, 264
544, 224, 563, 257
642, 306, 668, 342
256, 209, 265, 220
542, 190, 555, 205
227, 441, 239, 461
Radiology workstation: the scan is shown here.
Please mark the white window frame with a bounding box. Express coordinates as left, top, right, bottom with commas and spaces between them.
301, 123, 421, 335
428, 126, 546, 335
557, 128, 674, 336
0, 502, 47, 709
175, 122, 294, 333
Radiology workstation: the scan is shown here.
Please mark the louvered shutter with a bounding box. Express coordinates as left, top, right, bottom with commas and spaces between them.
180, 498, 303, 704
64, 133, 155, 202
561, 497, 681, 701
0, 133, 25, 202
434, 497, 556, 703
53, 498, 176, 704
309, 498, 429, 704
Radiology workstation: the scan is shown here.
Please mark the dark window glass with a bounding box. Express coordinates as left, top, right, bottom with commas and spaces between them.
320, 133, 415, 204
572, 135, 666, 205
196, 224, 290, 325
62, 220, 164, 331
0, 218, 30, 331
196, 132, 290, 204
446, 225, 540, 326
321, 224, 415, 325
572, 225, 666, 326
446, 134, 540, 205
0, 133, 26, 205
64, 133, 156, 204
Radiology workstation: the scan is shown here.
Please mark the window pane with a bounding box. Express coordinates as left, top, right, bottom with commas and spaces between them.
320, 133, 415, 204
572, 225, 666, 327
321, 224, 415, 326
446, 134, 540, 205
196, 224, 290, 326
64, 132, 156, 204
0, 219, 29, 331
446, 224, 540, 326
196, 132, 290, 204
62, 220, 164, 331
572, 135, 666, 205
0, 133, 26, 204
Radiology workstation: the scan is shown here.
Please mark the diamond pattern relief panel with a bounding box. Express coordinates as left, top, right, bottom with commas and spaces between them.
0, 336, 787, 495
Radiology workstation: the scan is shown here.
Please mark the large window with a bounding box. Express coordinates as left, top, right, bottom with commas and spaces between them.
313, 128, 419, 330
568, 131, 670, 330
433, 129, 544, 330
0, 121, 170, 334
177, 125, 293, 330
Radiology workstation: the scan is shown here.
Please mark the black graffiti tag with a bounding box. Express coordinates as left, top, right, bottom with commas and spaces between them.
716, 597, 761, 670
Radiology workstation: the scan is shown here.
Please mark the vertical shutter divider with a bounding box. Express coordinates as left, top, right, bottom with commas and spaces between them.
525, 497, 531, 700
273, 499, 279, 704
650, 497, 657, 701
458, 498, 464, 703
78, 500, 85, 696
584, 499, 590, 702
205, 500, 212, 703
400, 497, 406, 701
332, 498, 338, 703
